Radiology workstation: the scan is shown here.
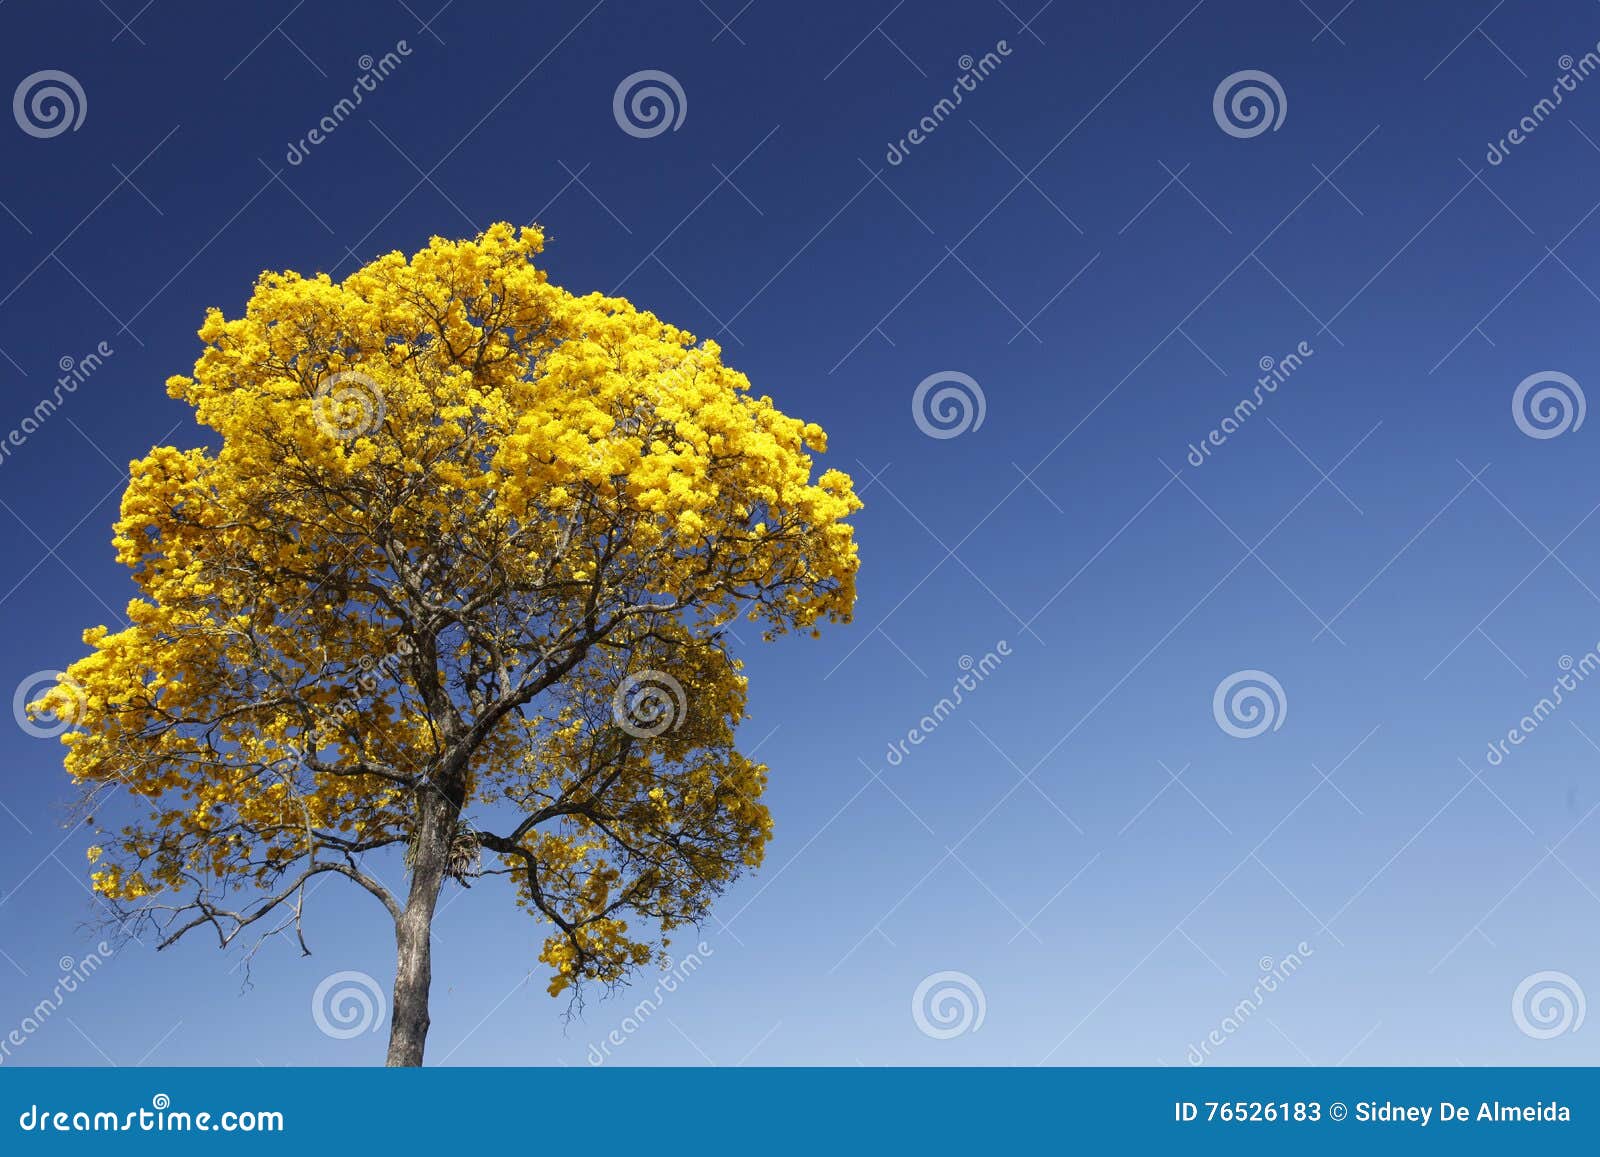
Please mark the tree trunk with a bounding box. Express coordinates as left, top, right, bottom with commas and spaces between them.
386, 789, 456, 1066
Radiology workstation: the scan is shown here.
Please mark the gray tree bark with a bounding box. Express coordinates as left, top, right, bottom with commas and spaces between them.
386, 788, 455, 1066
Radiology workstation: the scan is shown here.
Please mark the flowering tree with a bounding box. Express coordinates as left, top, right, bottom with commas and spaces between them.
32, 224, 860, 1065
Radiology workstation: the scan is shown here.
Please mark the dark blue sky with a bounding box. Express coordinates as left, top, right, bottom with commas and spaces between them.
3, 0, 1600, 1066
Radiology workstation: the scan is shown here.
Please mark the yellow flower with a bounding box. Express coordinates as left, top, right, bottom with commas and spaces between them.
38, 224, 859, 1001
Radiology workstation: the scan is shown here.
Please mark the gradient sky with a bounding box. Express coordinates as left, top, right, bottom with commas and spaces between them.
3, 0, 1600, 1067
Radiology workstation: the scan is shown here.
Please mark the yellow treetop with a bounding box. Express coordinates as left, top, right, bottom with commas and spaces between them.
34, 223, 859, 1008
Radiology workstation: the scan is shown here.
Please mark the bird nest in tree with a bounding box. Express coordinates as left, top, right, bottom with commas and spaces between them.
404, 819, 483, 886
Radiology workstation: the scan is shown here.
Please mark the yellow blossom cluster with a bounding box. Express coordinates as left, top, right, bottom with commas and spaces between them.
32, 223, 859, 994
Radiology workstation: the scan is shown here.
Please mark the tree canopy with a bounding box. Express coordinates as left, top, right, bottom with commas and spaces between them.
32, 223, 860, 1062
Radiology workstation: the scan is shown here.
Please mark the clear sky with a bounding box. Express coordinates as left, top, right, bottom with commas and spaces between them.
2, 0, 1600, 1067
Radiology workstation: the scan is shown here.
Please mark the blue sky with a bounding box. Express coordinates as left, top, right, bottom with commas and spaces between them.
3, 0, 1600, 1067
